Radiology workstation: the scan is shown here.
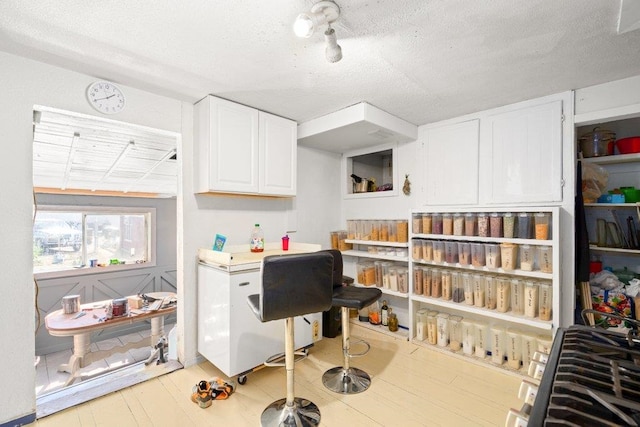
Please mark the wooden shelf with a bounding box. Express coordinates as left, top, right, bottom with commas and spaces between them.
350, 318, 409, 340
410, 295, 553, 331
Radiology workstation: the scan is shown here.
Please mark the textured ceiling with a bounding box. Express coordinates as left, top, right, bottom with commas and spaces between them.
2, 1, 640, 129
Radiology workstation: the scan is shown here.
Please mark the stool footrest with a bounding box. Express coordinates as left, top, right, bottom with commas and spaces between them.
346, 338, 370, 358
264, 349, 308, 367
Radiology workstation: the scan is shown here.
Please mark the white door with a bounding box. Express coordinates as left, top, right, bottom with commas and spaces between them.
206, 97, 259, 193
259, 112, 297, 196
485, 100, 563, 204
424, 119, 480, 205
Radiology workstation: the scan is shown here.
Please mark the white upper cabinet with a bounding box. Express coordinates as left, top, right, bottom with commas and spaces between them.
423, 119, 480, 205
482, 100, 563, 204
259, 112, 297, 196
194, 96, 296, 196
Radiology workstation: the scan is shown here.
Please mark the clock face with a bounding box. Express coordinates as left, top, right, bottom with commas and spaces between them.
87, 81, 126, 114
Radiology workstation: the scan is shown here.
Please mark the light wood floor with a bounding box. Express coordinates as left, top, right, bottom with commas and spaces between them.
31, 323, 523, 426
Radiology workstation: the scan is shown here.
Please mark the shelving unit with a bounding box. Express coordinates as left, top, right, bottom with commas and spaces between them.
340, 219, 410, 340
407, 207, 560, 373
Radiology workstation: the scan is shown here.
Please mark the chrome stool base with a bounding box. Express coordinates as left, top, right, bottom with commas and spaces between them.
322, 366, 371, 394
261, 397, 321, 427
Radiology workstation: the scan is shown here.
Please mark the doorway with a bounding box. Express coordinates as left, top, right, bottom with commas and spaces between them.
32, 106, 181, 417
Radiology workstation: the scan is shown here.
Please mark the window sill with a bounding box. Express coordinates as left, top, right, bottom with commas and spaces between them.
34, 261, 156, 280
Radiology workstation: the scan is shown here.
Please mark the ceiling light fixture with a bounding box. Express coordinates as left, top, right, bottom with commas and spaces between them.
294, 0, 342, 63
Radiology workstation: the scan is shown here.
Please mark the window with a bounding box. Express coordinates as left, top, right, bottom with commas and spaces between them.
33, 206, 155, 276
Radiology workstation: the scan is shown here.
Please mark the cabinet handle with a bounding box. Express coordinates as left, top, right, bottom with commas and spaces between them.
238, 282, 250, 287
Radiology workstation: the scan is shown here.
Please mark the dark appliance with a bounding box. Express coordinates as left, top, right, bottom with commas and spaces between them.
322, 275, 354, 338
529, 325, 640, 426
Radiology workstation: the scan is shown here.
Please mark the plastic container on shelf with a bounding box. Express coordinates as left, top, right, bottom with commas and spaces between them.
433, 241, 444, 262
495, 277, 511, 313
431, 268, 442, 298
485, 243, 501, 268
444, 241, 458, 263
503, 212, 516, 238
475, 322, 488, 358
485, 275, 497, 310
453, 213, 464, 236
511, 278, 525, 315
464, 213, 476, 236
374, 261, 384, 288
519, 244, 535, 271
422, 240, 433, 261
370, 220, 380, 241
521, 334, 537, 367
347, 220, 357, 239
471, 242, 486, 267
490, 212, 503, 238
412, 240, 423, 260
462, 272, 474, 305
458, 242, 471, 265
538, 281, 552, 321
534, 212, 550, 240
413, 266, 424, 295
363, 263, 377, 286
506, 329, 522, 370
524, 280, 539, 318
449, 315, 463, 351
330, 231, 339, 250
500, 243, 518, 271
388, 266, 399, 291
397, 267, 408, 293
388, 221, 398, 242
427, 310, 439, 345
422, 266, 432, 297
432, 214, 443, 234
537, 334, 553, 354
477, 213, 490, 237
415, 309, 428, 341
361, 220, 372, 240
422, 214, 432, 234
436, 312, 450, 347
442, 213, 453, 235
441, 270, 452, 300
412, 214, 422, 234
462, 320, 475, 355
452, 271, 464, 303
379, 220, 389, 241
490, 326, 506, 365
539, 246, 553, 273
517, 213, 533, 239
397, 220, 408, 243
338, 231, 352, 251
381, 262, 391, 289
472, 274, 485, 308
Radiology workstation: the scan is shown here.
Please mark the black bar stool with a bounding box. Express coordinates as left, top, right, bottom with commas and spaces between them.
322, 250, 382, 394
247, 252, 334, 427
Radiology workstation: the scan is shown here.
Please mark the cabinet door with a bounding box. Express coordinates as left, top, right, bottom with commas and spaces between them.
259, 112, 297, 196
197, 96, 259, 193
485, 100, 563, 203
424, 119, 480, 205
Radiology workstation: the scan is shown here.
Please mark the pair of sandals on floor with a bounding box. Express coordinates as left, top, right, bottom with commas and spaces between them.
191, 377, 236, 408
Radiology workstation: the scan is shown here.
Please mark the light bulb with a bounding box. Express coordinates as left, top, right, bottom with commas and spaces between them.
293, 13, 315, 38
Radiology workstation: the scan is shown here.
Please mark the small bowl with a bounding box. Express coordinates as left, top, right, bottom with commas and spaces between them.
616, 136, 640, 154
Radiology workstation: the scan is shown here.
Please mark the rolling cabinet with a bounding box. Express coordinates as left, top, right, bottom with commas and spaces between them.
339, 219, 410, 340
408, 207, 560, 374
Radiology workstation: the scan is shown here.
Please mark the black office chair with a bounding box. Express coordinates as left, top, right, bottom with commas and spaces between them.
247, 252, 334, 427
322, 249, 382, 394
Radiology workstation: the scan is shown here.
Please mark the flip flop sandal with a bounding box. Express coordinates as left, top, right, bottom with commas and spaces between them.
209, 377, 235, 400
191, 380, 213, 408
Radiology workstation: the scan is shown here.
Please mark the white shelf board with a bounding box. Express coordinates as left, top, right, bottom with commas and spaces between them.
584, 203, 640, 208
412, 234, 552, 246
589, 245, 640, 255
411, 259, 554, 280
345, 239, 410, 248
410, 295, 553, 331
350, 318, 409, 340
353, 283, 408, 299
581, 153, 640, 165
341, 250, 408, 262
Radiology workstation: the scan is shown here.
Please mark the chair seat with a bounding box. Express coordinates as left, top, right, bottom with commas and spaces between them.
332, 286, 381, 310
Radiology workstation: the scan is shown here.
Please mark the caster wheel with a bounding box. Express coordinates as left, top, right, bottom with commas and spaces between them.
238, 375, 247, 385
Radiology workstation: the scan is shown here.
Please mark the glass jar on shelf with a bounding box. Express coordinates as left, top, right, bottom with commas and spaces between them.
388, 308, 399, 332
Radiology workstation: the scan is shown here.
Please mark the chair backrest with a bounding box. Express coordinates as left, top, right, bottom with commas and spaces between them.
259, 252, 334, 322
324, 249, 344, 287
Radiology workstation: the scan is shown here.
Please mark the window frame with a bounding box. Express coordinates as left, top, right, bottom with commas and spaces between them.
33, 205, 156, 279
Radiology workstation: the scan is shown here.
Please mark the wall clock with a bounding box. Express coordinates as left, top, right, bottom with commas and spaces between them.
86, 81, 126, 114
